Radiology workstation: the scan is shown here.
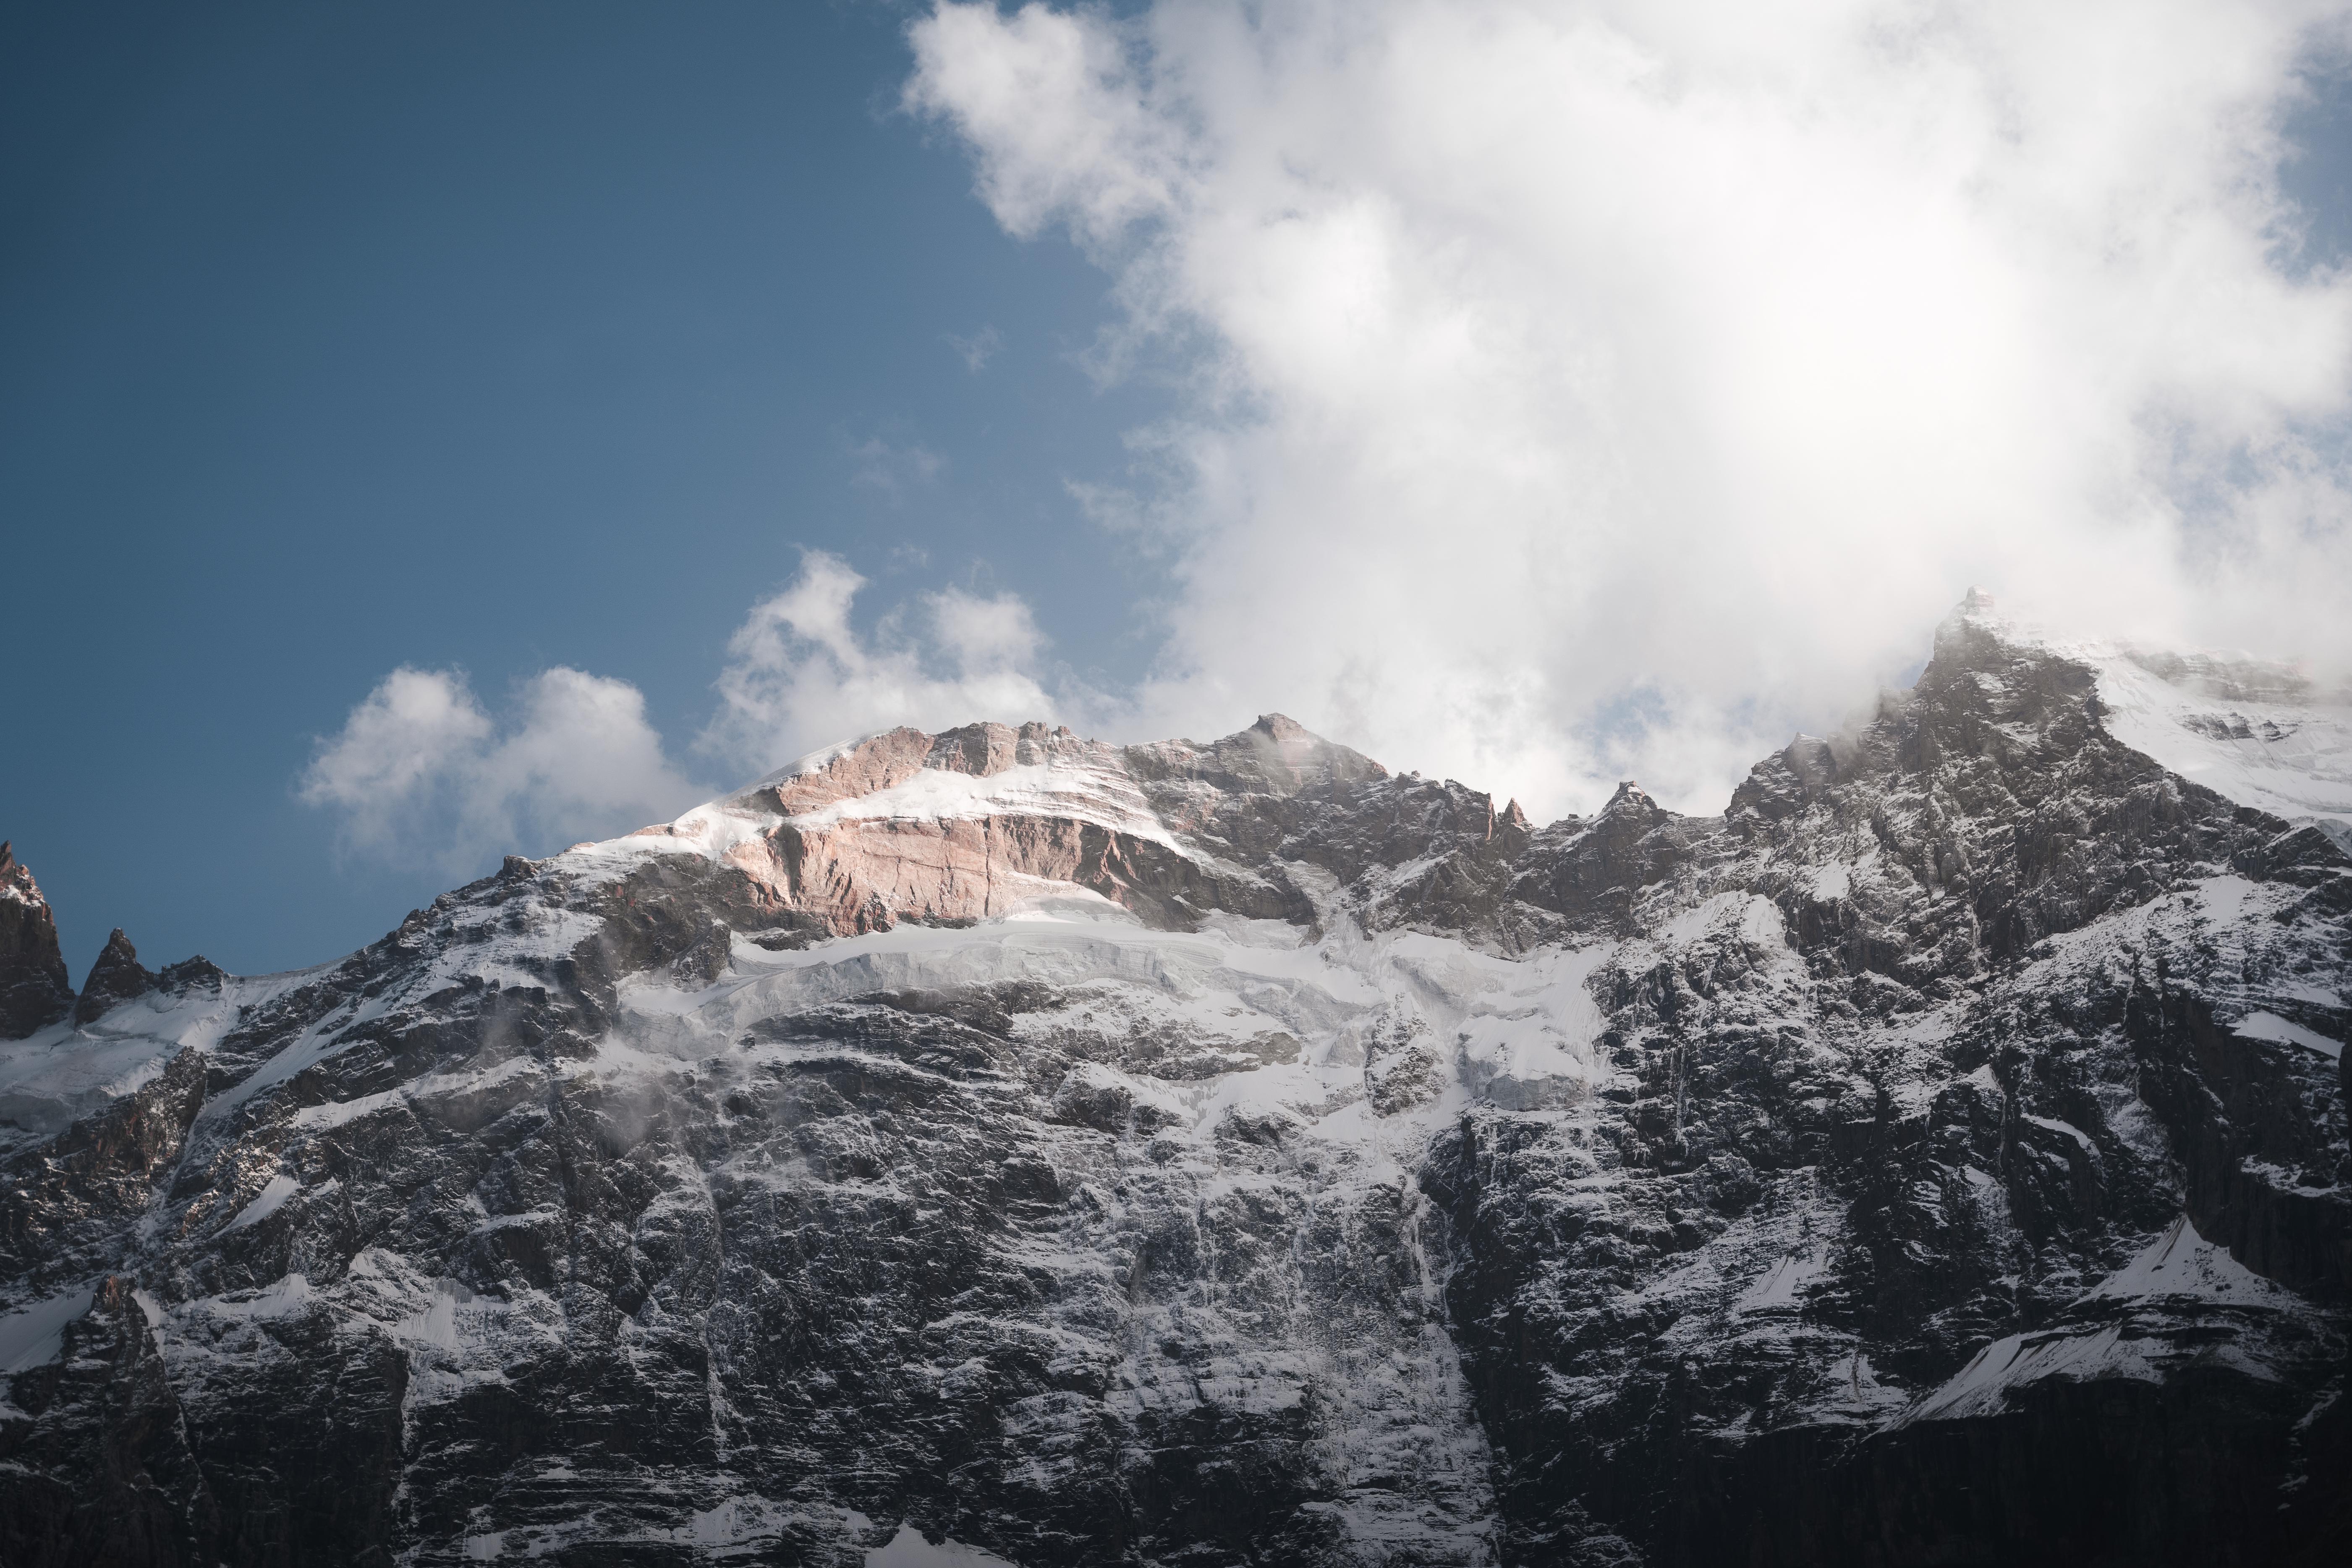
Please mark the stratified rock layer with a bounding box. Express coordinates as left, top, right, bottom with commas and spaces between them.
0, 602, 2345, 1566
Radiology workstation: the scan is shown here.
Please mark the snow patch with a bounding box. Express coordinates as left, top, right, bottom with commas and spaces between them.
220, 1173, 302, 1233
1897, 1325, 2159, 1424
2085, 650, 2352, 827
868, 1524, 1023, 1568
0, 1284, 94, 1373
2231, 1010, 2343, 1060
2085, 1216, 2289, 1306
1737, 1249, 1829, 1313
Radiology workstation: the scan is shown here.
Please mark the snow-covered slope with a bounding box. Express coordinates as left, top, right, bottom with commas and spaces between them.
2092, 654, 2352, 828
1943, 589, 2352, 838
0, 602, 2346, 1567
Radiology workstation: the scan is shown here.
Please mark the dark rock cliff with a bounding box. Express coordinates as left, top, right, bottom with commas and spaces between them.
0, 845, 74, 1039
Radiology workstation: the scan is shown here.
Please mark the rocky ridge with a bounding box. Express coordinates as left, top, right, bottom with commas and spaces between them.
0, 597, 2345, 1566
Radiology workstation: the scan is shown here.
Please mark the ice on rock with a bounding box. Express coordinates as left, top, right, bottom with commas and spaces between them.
2231, 1008, 2344, 1060
0, 1284, 95, 1374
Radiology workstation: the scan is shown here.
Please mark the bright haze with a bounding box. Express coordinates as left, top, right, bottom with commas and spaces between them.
10, 0, 2352, 975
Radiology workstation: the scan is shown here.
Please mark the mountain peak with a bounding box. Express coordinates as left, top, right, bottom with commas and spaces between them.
1251, 712, 1313, 741
72, 928, 157, 1026
0, 842, 73, 1039
1601, 779, 1659, 816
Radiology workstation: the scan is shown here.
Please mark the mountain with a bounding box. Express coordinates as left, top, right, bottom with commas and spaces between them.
0, 595, 2345, 1567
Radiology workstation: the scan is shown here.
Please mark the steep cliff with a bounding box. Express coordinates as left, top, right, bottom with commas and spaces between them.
0, 599, 2344, 1566
0, 845, 73, 1041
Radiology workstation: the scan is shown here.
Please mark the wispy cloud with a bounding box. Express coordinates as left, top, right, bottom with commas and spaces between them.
946, 323, 1004, 371
848, 435, 945, 501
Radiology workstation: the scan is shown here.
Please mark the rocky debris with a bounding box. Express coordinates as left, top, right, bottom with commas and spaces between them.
0, 599, 2346, 1565
0, 844, 74, 1039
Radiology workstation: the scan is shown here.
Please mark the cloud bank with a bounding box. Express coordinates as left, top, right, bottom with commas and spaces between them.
305, 0, 2352, 870
904, 0, 2352, 811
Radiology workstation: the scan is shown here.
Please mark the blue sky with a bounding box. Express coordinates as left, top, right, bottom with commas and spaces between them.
3, 2, 1167, 976
9, 0, 2352, 982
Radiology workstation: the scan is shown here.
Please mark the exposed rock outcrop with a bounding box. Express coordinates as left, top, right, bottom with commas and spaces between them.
71, 930, 157, 1026
0, 844, 74, 1039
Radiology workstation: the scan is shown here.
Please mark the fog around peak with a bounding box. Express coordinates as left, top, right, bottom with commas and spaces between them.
902, 0, 2352, 811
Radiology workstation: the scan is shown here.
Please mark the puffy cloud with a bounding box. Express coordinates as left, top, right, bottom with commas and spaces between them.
697, 550, 1069, 775
907, 0, 2352, 815
303, 553, 1074, 869
300, 666, 699, 874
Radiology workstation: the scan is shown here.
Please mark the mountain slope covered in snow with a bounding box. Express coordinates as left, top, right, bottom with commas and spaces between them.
0, 597, 2345, 1566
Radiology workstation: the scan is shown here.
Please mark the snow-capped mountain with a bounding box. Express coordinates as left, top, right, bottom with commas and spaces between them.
1, 596, 2345, 1566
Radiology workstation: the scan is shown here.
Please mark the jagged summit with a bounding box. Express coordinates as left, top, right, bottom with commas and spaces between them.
0, 851, 237, 1046
0, 842, 73, 1039
70, 929, 155, 1027
1600, 778, 1658, 814
1, 611, 2347, 1565
594, 712, 1402, 940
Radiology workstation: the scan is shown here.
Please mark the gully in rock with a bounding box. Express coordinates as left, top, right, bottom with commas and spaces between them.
0, 598, 2346, 1566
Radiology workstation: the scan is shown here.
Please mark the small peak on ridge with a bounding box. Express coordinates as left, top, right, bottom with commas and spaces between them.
73, 927, 157, 1026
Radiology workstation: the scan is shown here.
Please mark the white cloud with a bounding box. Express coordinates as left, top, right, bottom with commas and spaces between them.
907, 0, 2352, 816
947, 323, 1005, 370
697, 550, 1070, 775
303, 555, 1078, 869
300, 666, 699, 874
850, 435, 947, 500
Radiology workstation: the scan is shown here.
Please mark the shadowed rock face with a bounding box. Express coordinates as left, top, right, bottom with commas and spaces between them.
0, 844, 74, 1039
0, 605, 2346, 1567
71, 931, 157, 1027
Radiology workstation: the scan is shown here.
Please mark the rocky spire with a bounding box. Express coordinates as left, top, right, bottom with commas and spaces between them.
0, 841, 75, 1038
71, 928, 157, 1026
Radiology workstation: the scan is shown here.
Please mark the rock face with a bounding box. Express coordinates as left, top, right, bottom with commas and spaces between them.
0, 600, 2345, 1567
71, 931, 157, 1027
0, 845, 73, 1039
